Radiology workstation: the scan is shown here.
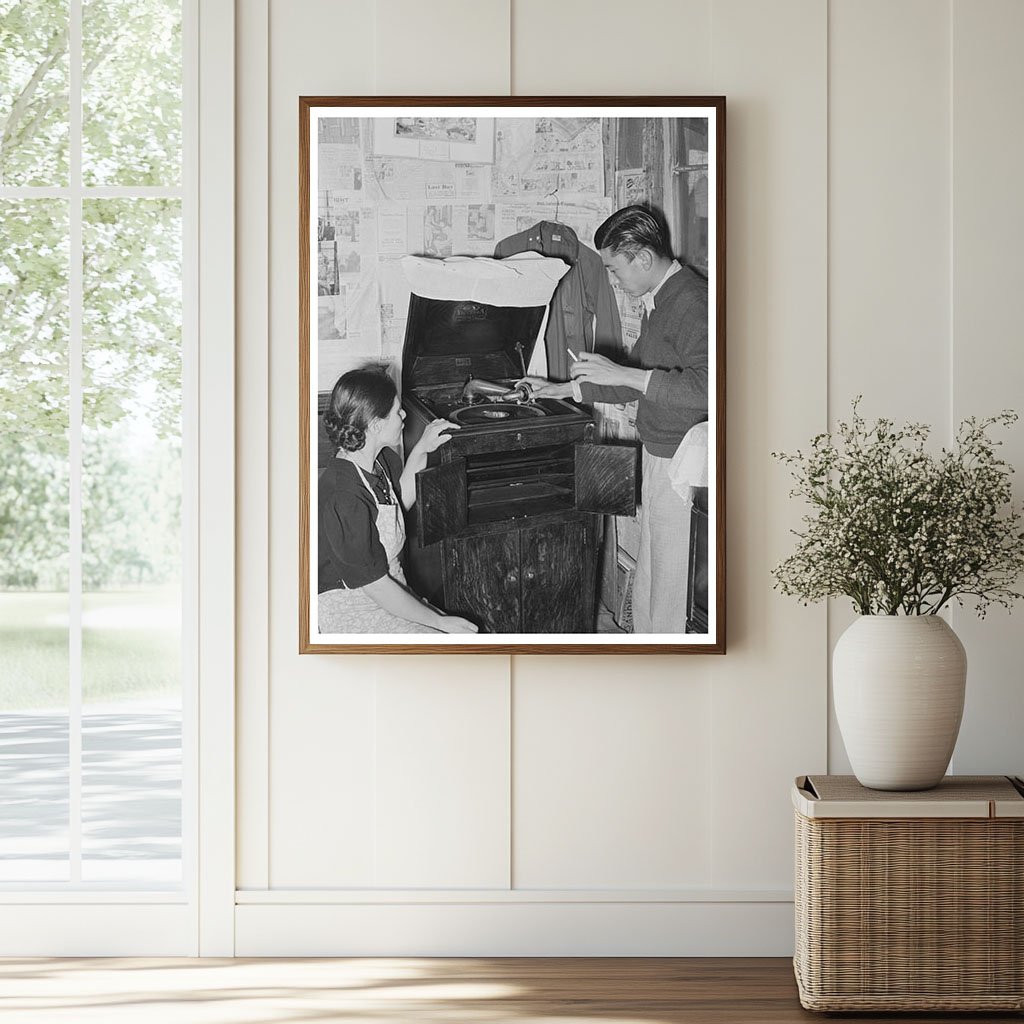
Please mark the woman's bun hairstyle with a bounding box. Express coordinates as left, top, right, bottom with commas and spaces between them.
324, 364, 398, 455
331, 422, 366, 452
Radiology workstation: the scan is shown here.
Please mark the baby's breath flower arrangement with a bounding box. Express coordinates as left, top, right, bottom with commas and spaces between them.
772, 401, 1024, 617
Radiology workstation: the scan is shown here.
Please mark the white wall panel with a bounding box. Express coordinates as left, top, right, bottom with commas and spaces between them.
264, 0, 377, 888
375, 0, 510, 94
513, 657, 713, 889
708, 0, 828, 889
374, 662, 511, 888
270, 670, 377, 886
510, 0, 720, 899
829, 0, 951, 425
512, 0, 711, 94
827, 0, 951, 773
264, 0, 515, 895
949, 0, 1024, 778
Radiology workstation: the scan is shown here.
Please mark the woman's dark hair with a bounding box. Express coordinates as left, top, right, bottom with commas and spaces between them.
594, 205, 673, 261
324, 365, 398, 453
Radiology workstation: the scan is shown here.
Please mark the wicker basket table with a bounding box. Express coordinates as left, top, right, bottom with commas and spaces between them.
793, 774, 1024, 1012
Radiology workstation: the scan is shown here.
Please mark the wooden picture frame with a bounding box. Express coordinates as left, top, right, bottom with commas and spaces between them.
300, 97, 725, 654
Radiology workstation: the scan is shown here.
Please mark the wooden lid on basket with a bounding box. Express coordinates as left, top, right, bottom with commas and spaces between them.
793, 774, 1024, 819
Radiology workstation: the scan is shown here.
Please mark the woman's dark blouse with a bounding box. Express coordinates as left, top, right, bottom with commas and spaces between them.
318, 447, 404, 592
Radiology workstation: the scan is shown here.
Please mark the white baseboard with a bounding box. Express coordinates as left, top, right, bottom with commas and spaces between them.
235, 899, 795, 957
0, 904, 195, 956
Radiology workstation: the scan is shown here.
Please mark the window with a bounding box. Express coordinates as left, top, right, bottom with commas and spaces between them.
0, 0, 191, 890
668, 118, 709, 275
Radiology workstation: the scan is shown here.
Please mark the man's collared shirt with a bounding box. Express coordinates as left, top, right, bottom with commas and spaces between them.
638, 261, 681, 391
642, 259, 681, 316
570, 259, 680, 400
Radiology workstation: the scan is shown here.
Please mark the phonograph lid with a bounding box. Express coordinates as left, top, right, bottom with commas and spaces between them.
399, 253, 570, 389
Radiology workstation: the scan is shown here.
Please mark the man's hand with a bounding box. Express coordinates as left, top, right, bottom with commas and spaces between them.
569, 352, 646, 390
516, 376, 574, 400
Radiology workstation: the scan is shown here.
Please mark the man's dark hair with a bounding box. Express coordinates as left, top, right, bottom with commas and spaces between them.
594, 205, 673, 261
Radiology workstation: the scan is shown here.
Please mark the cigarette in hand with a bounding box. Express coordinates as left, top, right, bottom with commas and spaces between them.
566, 347, 579, 362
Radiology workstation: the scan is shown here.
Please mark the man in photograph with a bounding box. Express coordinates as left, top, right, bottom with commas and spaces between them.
528, 205, 708, 633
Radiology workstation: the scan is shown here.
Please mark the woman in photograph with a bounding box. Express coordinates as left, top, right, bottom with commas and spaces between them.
318, 365, 478, 635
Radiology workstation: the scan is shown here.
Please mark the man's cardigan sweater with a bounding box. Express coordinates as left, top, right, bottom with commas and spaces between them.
579, 262, 708, 458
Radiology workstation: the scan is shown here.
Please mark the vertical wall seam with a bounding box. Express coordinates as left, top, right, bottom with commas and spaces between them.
508, 0, 514, 95
709, 0, 714, 92
824, 0, 832, 771
262, 0, 272, 889
948, 0, 955, 444
946, 0, 957, 770
947, 0, 954, 439
373, 2, 379, 93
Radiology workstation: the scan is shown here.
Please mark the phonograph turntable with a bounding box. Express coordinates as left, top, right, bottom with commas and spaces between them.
453, 404, 540, 423
398, 257, 638, 634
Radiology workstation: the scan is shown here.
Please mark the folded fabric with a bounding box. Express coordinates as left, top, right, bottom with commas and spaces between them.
668, 420, 709, 497
399, 252, 569, 308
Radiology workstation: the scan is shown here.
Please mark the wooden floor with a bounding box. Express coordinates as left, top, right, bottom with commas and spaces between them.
0, 957, 1020, 1023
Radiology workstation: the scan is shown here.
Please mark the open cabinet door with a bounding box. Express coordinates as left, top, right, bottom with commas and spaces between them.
415, 458, 468, 545
574, 444, 638, 516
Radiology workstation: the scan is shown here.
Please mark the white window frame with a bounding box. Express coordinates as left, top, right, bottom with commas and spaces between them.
195, 0, 236, 958
0, 0, 234, 956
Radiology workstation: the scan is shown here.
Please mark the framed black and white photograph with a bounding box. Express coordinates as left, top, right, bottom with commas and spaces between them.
299, 97, 725, 654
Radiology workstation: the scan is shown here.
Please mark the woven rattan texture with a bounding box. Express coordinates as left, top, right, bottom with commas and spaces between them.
794, 812, 1024, 1011
806, 774, 1023, 803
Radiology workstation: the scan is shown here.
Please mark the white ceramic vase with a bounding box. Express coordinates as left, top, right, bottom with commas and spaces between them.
833, 615, 967, 791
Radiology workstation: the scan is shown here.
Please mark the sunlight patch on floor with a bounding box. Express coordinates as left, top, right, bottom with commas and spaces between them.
0, 958, 679, 1024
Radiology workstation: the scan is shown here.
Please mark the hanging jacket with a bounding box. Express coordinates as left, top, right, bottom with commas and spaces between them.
494, 221, 622, 381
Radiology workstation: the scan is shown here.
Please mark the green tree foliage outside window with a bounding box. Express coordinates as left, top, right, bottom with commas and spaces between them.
1, 1, 182, 592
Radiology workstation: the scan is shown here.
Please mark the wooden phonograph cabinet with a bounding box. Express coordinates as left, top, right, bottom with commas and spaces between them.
400, 289, 637, 634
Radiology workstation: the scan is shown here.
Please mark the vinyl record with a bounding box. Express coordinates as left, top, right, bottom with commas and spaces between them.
450, 402, 547, 425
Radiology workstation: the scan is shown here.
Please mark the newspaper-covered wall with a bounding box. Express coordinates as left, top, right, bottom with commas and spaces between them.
316, 116, 617, 390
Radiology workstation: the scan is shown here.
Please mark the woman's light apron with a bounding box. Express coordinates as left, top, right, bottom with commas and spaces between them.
318, 459, 437, 634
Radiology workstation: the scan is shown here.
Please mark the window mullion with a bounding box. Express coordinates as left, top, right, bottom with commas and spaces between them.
0, 186, 183, 200
68, 0, 84, 886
